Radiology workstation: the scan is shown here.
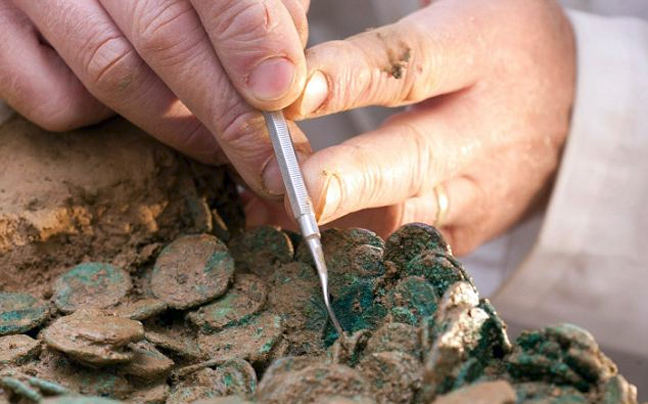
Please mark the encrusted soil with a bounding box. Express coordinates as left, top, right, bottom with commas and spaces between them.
0, 115, 641, 404
0, 115, 243, 298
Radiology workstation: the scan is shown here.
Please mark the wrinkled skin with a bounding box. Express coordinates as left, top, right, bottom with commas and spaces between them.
247, 0, 576, 255
0, 0, 575, 255
0, 0, 310, 194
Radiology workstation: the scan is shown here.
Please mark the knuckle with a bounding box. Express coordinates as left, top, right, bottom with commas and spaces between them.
219, 107, 269, 162
29, 97, 83, 132
134, 3, 203, 63
213, 0, 272, 44
82, 34, 140, 93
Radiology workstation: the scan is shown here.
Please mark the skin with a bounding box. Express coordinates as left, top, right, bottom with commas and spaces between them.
0, 0, 575, 256
249, 0, 576, 255
0, 0, 310, 195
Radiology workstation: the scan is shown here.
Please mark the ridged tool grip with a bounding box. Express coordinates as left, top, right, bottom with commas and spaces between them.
263, 111, 319, 238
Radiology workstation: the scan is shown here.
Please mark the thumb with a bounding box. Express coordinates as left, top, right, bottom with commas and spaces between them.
287, 1, 483, 119
190, 0, 307, 110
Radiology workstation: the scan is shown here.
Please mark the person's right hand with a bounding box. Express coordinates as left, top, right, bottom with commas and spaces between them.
0, 0, 310, 196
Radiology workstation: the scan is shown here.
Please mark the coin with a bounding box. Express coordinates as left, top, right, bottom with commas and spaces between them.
384, 223, 450, 270
0, 292, 50, 335
53, 262, 132, 314
228, 226, 294, 277
256, 362, 373, 404
188, 274, 267, 332
357, 351, 422, 404
112, 299, 167, 321
121, 341, 174, 381
385, 276, 438, 326
198, 312, 283, 365
403, 252, 468, 299
151, 234, 235, 309
365, 323, 420, 359
43, 309, 144, 366
0, 334, 40, 365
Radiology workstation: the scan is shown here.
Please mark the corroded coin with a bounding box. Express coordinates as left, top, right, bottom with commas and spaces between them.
43, 309, 144, 366
42, 397, 123, 404
194, 398, 254, 404
198, 312, 283, 365
121, 340, 174, 381
112, 298, 167, 321
128, 382, 170, 404
0, 292, 49, 336
213, 359, 258, 397
296, 228, 385, 280
255, 356, 315, 399
357, 351, 422, 404
26, 348, 131, 399
422, 303, 491, 400
53, 262, 132, 314
384, 223, 450, 270
429, 380, 516, 404
386, 276, 438, 326
365, 323, 420, 359
145, 326, 202, 360
167, 368, 227, 404
598, 375, 638, 404
507, 323, 616, 391
0, 334, 40, 366
188, 274, 267, 332
228, 225, 294, 277
325, 278, 387, 344
404, 253, 468, 299
256, 362, 373, 404
267, 262, 325, 333
328, 329, 372, 367
513, 381, 589, 403
151, 234, 235, 309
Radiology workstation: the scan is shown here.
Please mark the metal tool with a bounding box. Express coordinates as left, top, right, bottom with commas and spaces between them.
263, 110, 345, 339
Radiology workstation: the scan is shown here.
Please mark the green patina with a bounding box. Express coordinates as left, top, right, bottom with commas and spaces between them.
0, 292, 49, 335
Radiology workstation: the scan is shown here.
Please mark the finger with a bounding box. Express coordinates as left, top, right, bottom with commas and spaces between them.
302, 104, 475, 224
14, 0, 221, 164
287, 1, 484, 119
280, 0, 309, 48
0, 1, 112, 131
190, 0, 307, 110
99, 0, 311, 195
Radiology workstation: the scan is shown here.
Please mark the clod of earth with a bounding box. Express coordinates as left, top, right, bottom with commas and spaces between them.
0, 224, 640, 404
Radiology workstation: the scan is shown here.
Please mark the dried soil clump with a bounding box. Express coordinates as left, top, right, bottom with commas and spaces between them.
0, 115, 243, 298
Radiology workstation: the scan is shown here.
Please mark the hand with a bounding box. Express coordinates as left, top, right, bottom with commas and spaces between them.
0, 0, 310, 195
249, 0, 576, 255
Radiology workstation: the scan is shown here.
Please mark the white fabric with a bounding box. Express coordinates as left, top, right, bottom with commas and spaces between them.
493, 10, 648, 357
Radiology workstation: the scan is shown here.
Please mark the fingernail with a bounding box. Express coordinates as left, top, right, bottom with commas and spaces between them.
300, 71, 328, 115
317, 174, 342, 223
248, 57, 296, 102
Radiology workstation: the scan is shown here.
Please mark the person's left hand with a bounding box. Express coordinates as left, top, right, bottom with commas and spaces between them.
245, 0, 576, 255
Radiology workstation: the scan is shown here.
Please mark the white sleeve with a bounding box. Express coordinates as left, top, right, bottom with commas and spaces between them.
493, 10, 648, 357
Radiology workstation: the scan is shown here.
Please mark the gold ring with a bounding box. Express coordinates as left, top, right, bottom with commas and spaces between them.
433, 184, 449, 227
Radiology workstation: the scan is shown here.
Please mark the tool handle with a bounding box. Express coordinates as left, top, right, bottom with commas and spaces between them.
263, 111, 319, 238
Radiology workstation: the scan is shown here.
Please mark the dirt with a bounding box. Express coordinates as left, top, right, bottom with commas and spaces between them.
0, 116, 641, 404
0, 114, 243, 299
